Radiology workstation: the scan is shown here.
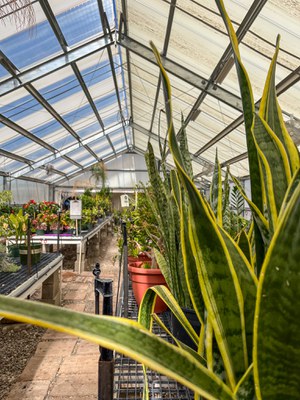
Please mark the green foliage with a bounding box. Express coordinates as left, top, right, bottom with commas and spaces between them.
145, 138, 191, 308
119, 189, 160, 257
9, 209, 28, 245
0, 190, 13, 206
0, 255, 21, 273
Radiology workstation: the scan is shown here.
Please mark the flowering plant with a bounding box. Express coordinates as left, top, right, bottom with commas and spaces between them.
23, 199, 37, 217
32, 219, 47, 231
39, 201, 60, 214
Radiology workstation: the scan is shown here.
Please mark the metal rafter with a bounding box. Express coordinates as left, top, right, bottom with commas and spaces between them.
53, 146, 130, 186
0, 149, 32, 165
97, 0, 129, 149
118, 36, 244, 112
130, 122, 216, 171
164, 0, 268, 158
0, 114, 56, 153
149, 0, 177, 132
38, 0, 117, 158
0, 34, 114, 96
120, 0, 135, 147
39, 0, 116, 156
195, 66, 300, 157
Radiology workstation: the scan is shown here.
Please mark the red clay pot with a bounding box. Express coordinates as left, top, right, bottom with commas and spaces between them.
128, 254, 152, 263
128, 262, 167, 313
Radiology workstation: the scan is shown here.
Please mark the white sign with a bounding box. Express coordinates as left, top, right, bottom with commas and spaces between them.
120, 194, 130, 207
70, 200, 82, 219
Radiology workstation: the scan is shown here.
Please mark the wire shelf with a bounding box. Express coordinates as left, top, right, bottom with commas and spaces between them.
114, 287, 194, 400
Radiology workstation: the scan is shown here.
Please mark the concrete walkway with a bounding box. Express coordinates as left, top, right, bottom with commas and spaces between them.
6, 234, 120, 400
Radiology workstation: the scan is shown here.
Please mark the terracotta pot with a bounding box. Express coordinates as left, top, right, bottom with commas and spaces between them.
128, 254, 152, 263
128, 262, 167, 313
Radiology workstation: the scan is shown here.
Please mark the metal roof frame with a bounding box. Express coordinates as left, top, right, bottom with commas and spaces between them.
0, 0, 299, 188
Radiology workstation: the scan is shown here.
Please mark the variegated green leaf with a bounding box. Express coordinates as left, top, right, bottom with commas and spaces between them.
139, 285, 200, 346
279, 168, 300, 218
253, 113, 289, 230
151, 40, 248, 390
234, 365, 254, 400
179, 114, 194, 180
218, 228, 257, 362
259, 35, 299, 176
0, 295, 234, 400
230, 174, 270, 247
210, 150, 223, 226
254, 182, 300, 399
215, 0, 265, 272
237, 229, 252, 266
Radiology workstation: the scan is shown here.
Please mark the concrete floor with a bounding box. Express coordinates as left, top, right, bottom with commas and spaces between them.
6, 233, 120, 400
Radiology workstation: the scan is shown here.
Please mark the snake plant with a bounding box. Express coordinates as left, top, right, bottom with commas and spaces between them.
0, 1, 299, 399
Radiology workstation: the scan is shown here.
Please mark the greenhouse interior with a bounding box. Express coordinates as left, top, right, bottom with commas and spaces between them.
0, 0, 299, 399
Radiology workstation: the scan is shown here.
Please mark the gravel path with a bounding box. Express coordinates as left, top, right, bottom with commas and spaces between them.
0, 324, 45, 400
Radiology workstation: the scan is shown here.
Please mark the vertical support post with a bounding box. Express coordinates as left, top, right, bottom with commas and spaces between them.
122, 221, 128, 318
94, 262, 101, 315
57, 210, 61, 253
93, 263, 114, 400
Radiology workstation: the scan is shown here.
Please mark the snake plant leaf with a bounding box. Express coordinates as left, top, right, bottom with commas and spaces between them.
259, 35, 300, 176
253, 113, 290, 230
205, 317, 214, 371
172, 167, 205, 322
279, 168, 300, 218
234, 365, 254, 400
215, 0, 265, 272
151, 313, 206, 366
218, 228, 257, 363
139, 285, 200, 346
210, 150, 223, 227
0, 295, 234, 400
230, 174, 270, 247
179, 114, 194, 180
237, 230, 253, 266
254, 182, 300, 399
151, 40, 248, 389
145, 141, 182, 305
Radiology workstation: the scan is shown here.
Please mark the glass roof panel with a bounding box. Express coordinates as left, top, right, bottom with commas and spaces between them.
0, 64, 10, 80
49, 0, 106, 47
66, 147, 95, 165
0, 2, 61, 70
250, 0, 300, 61
126, 0, 169, 49
0, 158, 25, 174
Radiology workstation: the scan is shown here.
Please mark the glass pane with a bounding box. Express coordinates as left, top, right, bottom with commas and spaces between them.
0, 3, 61, 70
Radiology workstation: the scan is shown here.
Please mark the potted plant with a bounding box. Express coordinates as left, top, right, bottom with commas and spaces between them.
128, 257, 168, 313
7, 209, 28, 257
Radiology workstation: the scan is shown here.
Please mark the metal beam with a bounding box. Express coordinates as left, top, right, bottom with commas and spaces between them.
39, 0, 69, 52
0, 34, 114, 96
97, 1, 129, 149
118, 36, 244, 112
131, 122, 215, 170
119, 6, 135, 147
195, 65, 300, 157
53, 147, 130, 186
38, 1, 117, 157
0, 149, 32, 165
0, 115, 56, 153
163, 0, 267, 158
61, 155, 83, 169
149, 0, 177, 132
